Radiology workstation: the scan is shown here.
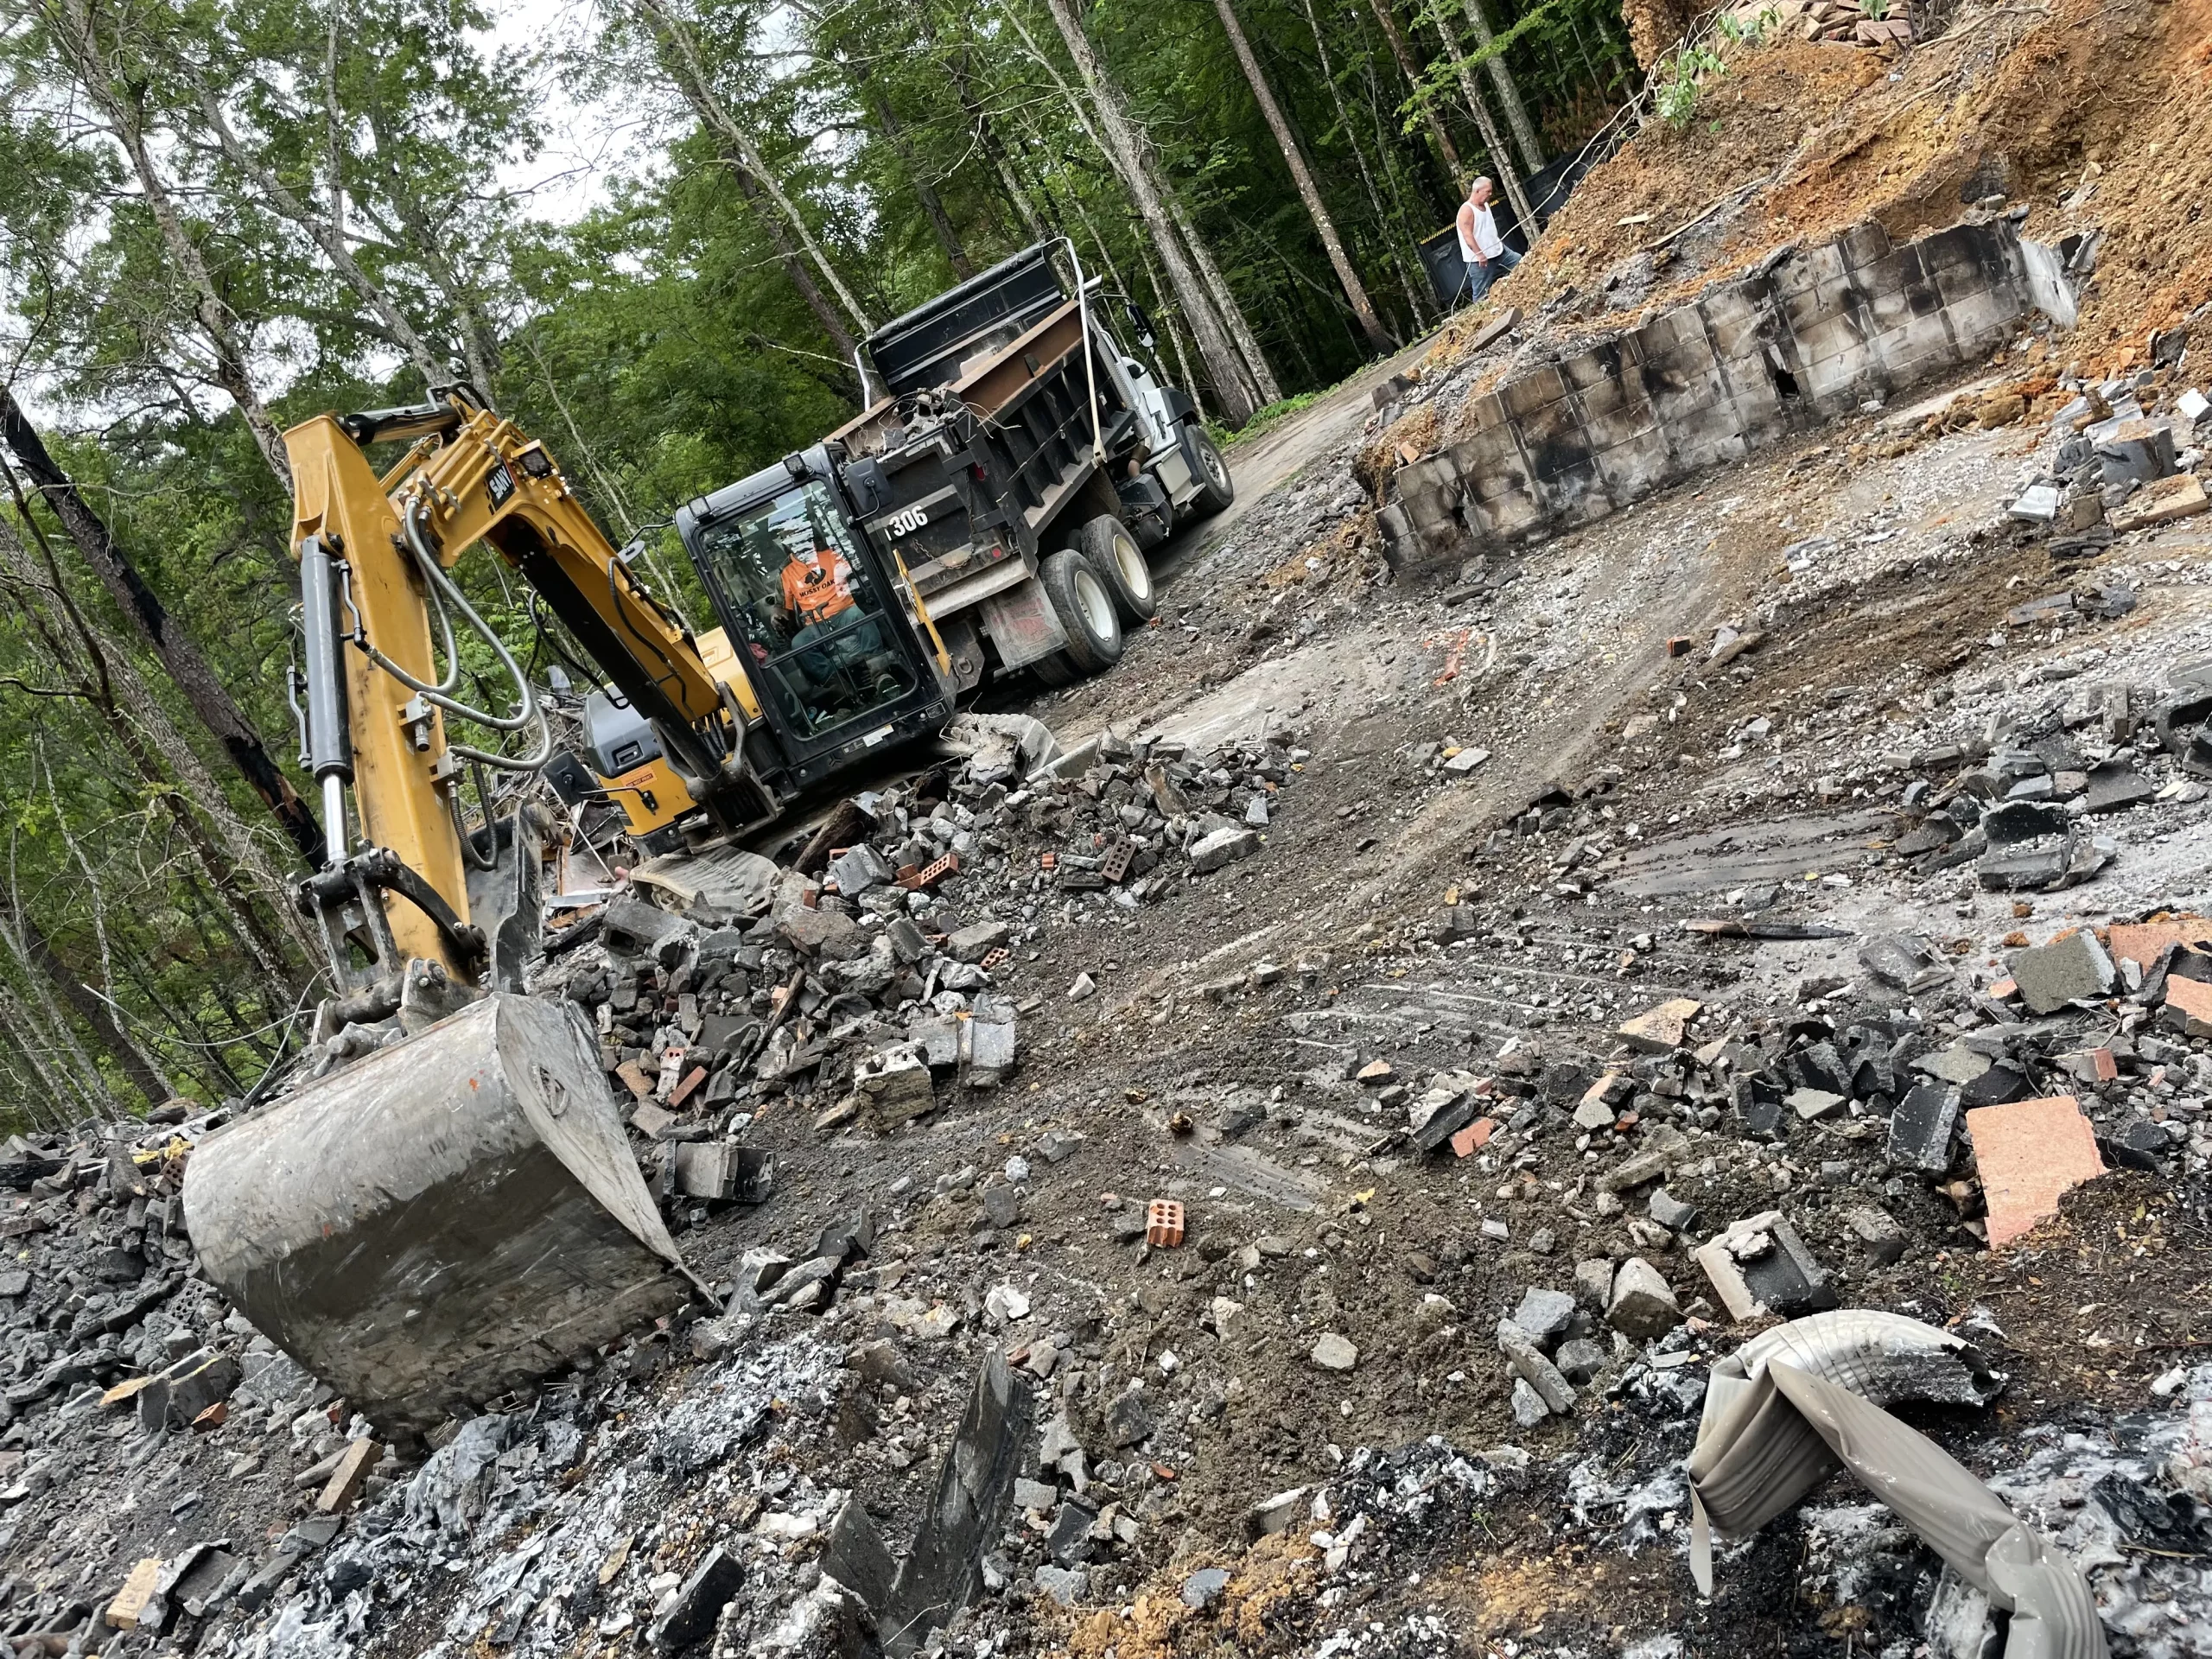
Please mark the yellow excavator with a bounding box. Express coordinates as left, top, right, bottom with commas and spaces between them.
180, 242, 1231, 1435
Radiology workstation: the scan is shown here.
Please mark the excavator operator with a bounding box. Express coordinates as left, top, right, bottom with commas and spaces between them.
779, 539, 856, 632
776, 533, 887, 718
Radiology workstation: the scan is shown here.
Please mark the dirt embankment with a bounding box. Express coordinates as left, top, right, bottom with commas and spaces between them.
1439, 0, 2212, 378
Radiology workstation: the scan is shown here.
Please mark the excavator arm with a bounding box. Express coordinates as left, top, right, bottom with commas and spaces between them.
284, 390, 772, 989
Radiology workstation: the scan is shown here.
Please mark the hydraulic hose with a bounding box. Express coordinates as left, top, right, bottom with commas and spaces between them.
349, 499, 553, 772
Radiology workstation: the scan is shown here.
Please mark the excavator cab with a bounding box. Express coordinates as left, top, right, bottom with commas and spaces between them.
677, 446, 952, 796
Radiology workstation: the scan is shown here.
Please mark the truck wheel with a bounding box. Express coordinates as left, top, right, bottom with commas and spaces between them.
1077, 516, 1158, 625
1184, 425, 1235, 517
1039, 549, 1124, 677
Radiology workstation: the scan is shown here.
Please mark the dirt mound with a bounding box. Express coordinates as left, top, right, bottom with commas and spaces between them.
1448, 0, 2212, 376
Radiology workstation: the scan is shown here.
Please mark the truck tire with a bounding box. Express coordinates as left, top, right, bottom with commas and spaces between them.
1077, 515, 1158, 625
1184, 425, 1235, 518
1039, 549, 1123, 677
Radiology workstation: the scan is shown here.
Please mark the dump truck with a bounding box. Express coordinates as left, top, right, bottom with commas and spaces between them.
181, 240, 1228, 1434
576, 238, 1235, 844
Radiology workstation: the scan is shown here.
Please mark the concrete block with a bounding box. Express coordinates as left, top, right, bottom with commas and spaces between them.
1519, 398, 1595, 479
1465, 390, 1510, 430
1592, 429, 1677, 502
1499, 363, 1570, 420
1576, 369, 1656, 427
1671, 424, 1752, 475
1469, 486, 1546, 541
1837, 219, 1894, 270
1545, 463, 1617, 528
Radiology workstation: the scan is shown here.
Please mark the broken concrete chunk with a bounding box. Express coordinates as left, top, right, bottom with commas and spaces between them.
1187, 827, 1260, 874
1965, 1095, 2106, 1248
1408, 1085, 1478, 1154
1845, 1206, 1906, 1264
1787, 1087, 1846, 1122
1914, 1044, 1990, 1086
1509, 1376, 1548, 1427
826, 842, 893, 897
1618, 997, 1701, 1053
1695, 1212, 1836, 1323
1554, 1337, 1607, 1385
947, 921, 1011, 963
1857, 934, 1933, 988
1886, 1084, 1961, 1174
2083, 760, 2154, 813
648, 1546, 744, 1651
2009, 929, 2115, 1014
1605, 1256, 1681, 1340
1512, 1287, 1578, 1342
1309, 1332, 1358, 1371
1649, 1187, 1701, 1232
1497, 1319, 1576, 1414
1573, 1258, 1616, 1311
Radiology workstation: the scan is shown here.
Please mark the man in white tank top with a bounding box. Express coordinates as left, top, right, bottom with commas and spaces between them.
1455, 176, 1521, 305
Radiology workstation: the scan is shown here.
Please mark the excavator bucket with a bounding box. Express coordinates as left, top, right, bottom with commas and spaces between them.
182, 993, 694, 1436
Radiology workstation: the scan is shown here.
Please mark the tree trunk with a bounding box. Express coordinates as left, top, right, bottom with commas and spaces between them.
1423, 9, 1540, 231
1135, 242, 1206, 421
855, 71, 976, 279
1038, 0, 1259, 425
0, 985, 87, 1128
1298, 0, 1423, 333
0, 461, 313, 973
1461, 0, 1546, 172
1211, 0, 1391, 353
731, 172, 863, 365
635, 0, 875, 336
195, 86, 445, 393
54, 0, 291, 491
1162, 190, 1281, 407
0, 905, 111, 1123
1363, 0, 1464, 180
0, 391, 326, 868
19, 918, 169, 1109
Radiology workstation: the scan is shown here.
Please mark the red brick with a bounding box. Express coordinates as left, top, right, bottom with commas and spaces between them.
2165, 974, 2212, 1038
1145, 1198, 1185, 1249
669, 1065, 709, 1109
1450, 1116, 1499, 1157
1966, 1095, 2105, 1249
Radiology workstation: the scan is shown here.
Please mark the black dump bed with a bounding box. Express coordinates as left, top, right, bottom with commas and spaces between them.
866, 244, 1068, 399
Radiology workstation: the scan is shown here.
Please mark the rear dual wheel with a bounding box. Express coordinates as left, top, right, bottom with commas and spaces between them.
1078, 514, 1158, 626
1033, 548, 1124, 684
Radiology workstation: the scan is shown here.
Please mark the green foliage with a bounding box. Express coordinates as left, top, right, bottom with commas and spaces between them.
1715, 6, 1780, 41
1655, 43, 1726, 129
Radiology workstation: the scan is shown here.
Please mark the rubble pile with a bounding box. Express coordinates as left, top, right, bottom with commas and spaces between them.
527, 721, 1308, 1222
1726, 0, 1915, 50
2005, 361, 2210, 556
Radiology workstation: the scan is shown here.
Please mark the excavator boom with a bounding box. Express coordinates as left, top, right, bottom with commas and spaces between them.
185, 391, 760, 1434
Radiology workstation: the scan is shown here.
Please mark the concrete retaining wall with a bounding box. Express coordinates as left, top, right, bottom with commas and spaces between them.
1377, 219, 2070, 577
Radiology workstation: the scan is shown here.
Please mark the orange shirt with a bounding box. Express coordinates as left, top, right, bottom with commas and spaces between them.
781, 554, 855, 628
